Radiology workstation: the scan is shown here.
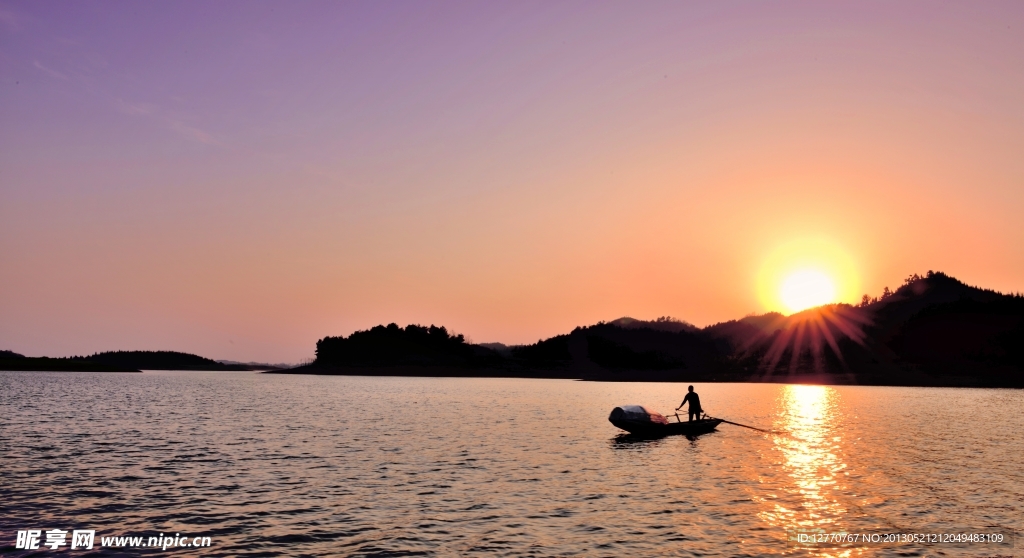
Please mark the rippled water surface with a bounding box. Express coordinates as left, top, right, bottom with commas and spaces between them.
1, 371, 1021, 557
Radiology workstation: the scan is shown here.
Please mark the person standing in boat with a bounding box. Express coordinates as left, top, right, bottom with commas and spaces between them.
676, 385, 702, 422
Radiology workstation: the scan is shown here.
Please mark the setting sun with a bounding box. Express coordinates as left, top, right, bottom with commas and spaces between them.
780, 270, 836, 313
757, 238, 860, 315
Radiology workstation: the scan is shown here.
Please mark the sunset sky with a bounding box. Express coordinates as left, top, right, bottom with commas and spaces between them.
2, 1, 1023, 362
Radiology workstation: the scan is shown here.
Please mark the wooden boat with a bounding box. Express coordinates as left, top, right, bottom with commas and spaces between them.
609, 405, 723, 437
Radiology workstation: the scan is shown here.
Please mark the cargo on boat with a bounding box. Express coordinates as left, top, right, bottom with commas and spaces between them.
608, 405, 722, 437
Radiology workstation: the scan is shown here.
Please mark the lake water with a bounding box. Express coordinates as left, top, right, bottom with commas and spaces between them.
1, 371, 1020, 557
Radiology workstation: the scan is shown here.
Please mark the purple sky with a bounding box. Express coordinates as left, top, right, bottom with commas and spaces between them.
2, 1, 1023, 362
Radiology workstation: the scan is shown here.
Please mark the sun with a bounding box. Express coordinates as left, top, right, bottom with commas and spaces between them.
756, 238, 860, 314
780, 269, 836, 313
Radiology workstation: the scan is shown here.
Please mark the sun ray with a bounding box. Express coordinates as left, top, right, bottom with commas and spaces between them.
811, 311, 844, 365
788, 320, 807, 374
820, 306, 870, 346
749, 305, 874, 377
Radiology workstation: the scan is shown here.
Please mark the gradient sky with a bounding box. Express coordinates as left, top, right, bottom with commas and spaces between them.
2, 1, 1023, 362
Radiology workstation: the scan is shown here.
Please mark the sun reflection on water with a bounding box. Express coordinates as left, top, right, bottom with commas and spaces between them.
759, 385, 856, 556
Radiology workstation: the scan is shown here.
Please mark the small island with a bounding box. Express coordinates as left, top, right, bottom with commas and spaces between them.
0, 350, 278, 372
0, 350, 142, 372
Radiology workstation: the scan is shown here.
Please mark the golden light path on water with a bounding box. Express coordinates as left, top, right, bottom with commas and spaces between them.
759, 385, 858, 558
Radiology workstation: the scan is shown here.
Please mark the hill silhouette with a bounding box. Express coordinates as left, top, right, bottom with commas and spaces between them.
75, 351, 254, 370
316, 324, 498, 367
606, 316, 699, 333
1, 350, 262, 372
0, 350, 140, 372
301, 323, 570, 378
276, 271, 1023, 387
704, 271, 1022, 386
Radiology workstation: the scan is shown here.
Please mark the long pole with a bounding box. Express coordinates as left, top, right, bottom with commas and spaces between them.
713, 417, 778, 434
665, 411, 778, 434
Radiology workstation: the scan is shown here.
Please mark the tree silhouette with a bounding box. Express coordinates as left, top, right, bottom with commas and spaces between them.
315, 323, 479, 366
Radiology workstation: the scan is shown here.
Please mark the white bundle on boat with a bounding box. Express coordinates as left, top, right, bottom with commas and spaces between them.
608, 405, 669, 425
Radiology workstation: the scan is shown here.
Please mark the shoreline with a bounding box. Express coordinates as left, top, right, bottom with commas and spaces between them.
264, 364, 1024, 388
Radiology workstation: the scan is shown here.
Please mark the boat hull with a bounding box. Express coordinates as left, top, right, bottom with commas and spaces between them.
610, 417, 723, 437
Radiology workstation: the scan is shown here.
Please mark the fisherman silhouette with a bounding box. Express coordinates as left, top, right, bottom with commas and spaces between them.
676, 385, 702, 422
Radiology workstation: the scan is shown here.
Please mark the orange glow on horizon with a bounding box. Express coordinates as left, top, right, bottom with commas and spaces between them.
1, 4, 1022, 362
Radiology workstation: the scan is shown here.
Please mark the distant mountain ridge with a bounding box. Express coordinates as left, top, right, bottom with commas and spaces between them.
9, 271, 1019, 385
606, 316, 699, 333
79, 351, 255, 370
0, 350, 265, 372
0, 351, 140, 372
217, 359, 290, 370
277, 271, 1023, 387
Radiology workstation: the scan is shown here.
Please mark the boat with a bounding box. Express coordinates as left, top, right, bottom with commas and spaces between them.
608, 405, 723, 437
